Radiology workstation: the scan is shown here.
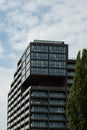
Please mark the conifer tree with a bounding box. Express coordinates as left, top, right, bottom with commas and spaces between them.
67, 49, 87, 130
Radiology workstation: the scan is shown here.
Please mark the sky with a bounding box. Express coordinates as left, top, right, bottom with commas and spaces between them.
0, 0, 87, 129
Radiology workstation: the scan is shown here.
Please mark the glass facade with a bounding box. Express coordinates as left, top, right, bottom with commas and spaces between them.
49, 99, 65, 105
31, 121, 47, 127
49, 114, 65, 120
31, 45, 48, 52
49, 122, 65, 128
49, 107, 65, 113
31, 91, 47, 97
31, 106, 47, 112
30, 42, 67, 76
17, 42, 68, 82
31, 114, 47, 119
21, 46, 30, 83
49, 92, 65, 98
31, 98, 47, 104
49, 68, 66, 76
49, 46, 66, 53
50, 53, 66, 60
31, 53, 48, 60
50, 61, 66, 68
31, 67, 48, 75
31, 60, 48, 67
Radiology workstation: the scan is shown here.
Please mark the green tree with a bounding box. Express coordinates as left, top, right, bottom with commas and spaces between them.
67, 49, 87, 130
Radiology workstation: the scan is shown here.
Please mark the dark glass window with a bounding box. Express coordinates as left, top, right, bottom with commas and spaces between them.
31, 60, 48, 67
31, 45, 48, 52
31, 67, 48, 75
31, 53, 48, 60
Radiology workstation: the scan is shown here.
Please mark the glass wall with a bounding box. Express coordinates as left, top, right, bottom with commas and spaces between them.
31, 121, 47, 127
31, 60, 48, 67
49, 122, 65, 128
31, 68, 48, 75
31, 114, 47, 119
49, 114, 65, 120
21, 46, 30, 83
50, 61, 66, 68
31, 45, 48, 52
49, 107, 65, 113
50, 53, 66, 60
49, 99, 65, 105
31, 106, 47, 112
31, 91, 48, 97
30, 43, 67, 76
31, 99, 47, 104
49, 92, 65, 98
49, 68, 66, 76
49, 46, 66, 53
31, 53, 48, 60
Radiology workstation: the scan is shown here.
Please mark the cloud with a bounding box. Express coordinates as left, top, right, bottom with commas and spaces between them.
1, 0, 86, 56
0, 67, 14, 97
7, 53, 16, 59
6, 53, 19, 68
0, 43, 4, 58
0, 0, 21, 11
0, 67, 14, 130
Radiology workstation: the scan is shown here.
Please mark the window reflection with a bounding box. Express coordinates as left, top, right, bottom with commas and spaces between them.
49, 46, 66, 53
50, 53, 66, 60
50, 61, 66, 68
49, 122, 64, 128
49, 100, 65, 105
49, 69, 66, 76
31, 53, 48, 60
31, 60, 48, 67
31, 67, 48, 75
31, 45, 48, 52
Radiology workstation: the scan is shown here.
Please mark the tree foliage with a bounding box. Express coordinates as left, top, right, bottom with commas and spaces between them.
67, 49, 87, 130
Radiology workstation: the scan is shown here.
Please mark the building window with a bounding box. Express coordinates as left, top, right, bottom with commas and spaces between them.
50, 53, 66, 60
49, 107, 65, 113
31, 91, 48, 97
31, 121, 47, 127
49, 122, 65, 128
26, 47, 30, 56
49, 69, 66, 76
31, 106, 47, 112
50, 61, 66, 68
31, 53, 48, 60
31, 60, 48, 67
26, 55, 30, 64
31, 45, 48, 52
49, 100, 65, 105
31, 114, 47, 119
21, 75, 26, 83
22, 61, 26, 69
22, 54, 26, 62
49, 114, 65, 120
26, 69, 30, 78
31, 99, 47, 104
31, 67, 48, 75
22, 68, 25, 76
49, 92, 65, 98
49, 46, 66, 53
26, 62, 30, 71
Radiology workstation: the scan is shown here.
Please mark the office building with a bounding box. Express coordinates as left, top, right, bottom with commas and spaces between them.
7, 40, 76, 130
